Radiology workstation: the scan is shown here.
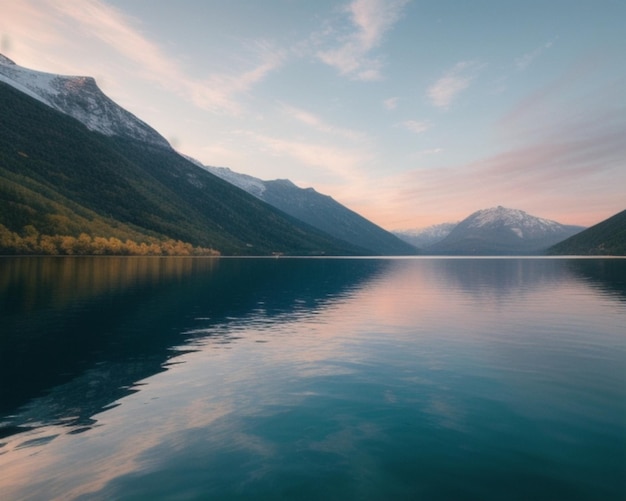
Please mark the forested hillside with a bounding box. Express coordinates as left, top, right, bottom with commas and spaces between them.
0, 82, 366, 256
549, 210, 626, 256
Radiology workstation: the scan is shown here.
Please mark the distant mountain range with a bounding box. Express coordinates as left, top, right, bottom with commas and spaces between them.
2, 54, 622, 256
393, 222, 457, 248
427, 206, 584, 255
549, 209, 626, 256
397, 207, 585, 255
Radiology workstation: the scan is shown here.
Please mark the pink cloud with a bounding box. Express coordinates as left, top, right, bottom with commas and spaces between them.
427, 60, 483, 109
30, 0, 286, 115
401, 120, 431, 134
316, 0, 409, 80
392, 115, 626, 227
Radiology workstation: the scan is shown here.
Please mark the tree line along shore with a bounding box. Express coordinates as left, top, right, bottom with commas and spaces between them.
0, 224, 219, 256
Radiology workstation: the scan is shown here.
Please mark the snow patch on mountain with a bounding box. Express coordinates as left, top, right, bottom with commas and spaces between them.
427, 206, 585, 255
465, 206, 564, 238
393, 222, 457, 248
178, 154, 268, 197
0, 65, 56, 107
0, 54, 170, 148
202, 165, 267, 198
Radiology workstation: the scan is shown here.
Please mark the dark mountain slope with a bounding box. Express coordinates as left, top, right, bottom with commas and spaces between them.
549, 210, 626, 256
202, 166, 417, 255
0, 81, 365, 255
259, 179, 417, 255
1, 55, 415, 256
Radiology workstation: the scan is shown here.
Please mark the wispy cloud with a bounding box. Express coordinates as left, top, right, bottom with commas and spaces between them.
515, 39, 556, 71
281, 104, 366, 141
394, 108, 626, 226
499, 55, 603, 138
515, 48, 542, 72
45, 0, 284, 114
316, 0, 410, 81
243, 131, 372, 186
192, 42, 286, 114
414, 147, 443, 156
400, 120, 431, 134
427, 60, 482, 109
383, 97, 399, 110
0, 2, 76, 71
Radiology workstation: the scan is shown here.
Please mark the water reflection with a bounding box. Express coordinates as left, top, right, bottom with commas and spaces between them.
428, 258, 571, 296
567, 258, 626, 302
1, 257, 624, 501
0, 257, 388, 438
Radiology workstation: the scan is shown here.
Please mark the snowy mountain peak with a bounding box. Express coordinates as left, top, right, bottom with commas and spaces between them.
427, 206, 585, 255
393, 222, 457, 248
202, 165, 267, 197
464, 206, 562, 238
0, 54, 170, 148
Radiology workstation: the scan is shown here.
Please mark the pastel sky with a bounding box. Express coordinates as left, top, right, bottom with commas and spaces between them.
1, 0, 624, 229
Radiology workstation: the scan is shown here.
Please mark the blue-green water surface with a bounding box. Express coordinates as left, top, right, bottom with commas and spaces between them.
1, 257, 625, 500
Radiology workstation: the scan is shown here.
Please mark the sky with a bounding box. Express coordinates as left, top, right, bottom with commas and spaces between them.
1, 0, 625, 230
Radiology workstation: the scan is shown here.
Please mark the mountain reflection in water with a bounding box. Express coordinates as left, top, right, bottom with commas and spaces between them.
0, 257, 388, 436
1, 257, 624, 501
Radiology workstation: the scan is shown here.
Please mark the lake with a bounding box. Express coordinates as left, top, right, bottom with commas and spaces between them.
1, 256, 625, 500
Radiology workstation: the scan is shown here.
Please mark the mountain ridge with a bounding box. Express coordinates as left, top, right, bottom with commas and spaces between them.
425, 206, 584, 255
0, 54, 170, 148
549, 209, 626, 256
0, 79, 366, 255
3, 54, 613, 257
200, 164, 418, 255
0, 54, 416, 255
393, 222, 457, 248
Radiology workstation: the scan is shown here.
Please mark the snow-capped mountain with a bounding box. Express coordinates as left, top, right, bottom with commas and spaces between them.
0, 54, 170, 148
0, 54, 415, 255
426, 206, 585, 255
393, 222, 457, 248
1, 76, 370, 256
202, 165, 267, 198
199, 163, 417, 255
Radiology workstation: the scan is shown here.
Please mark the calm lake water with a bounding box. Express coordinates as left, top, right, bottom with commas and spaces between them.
1, 256, 625, 500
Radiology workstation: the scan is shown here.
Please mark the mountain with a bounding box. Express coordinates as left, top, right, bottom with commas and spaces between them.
0, 68, 368, 255
0, 54, 169, 148
393, 222, 457, 248
1, 55, 418, 256
548, 209, 626, 256
201, 165, 418, 256
425, 206, 584, 255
